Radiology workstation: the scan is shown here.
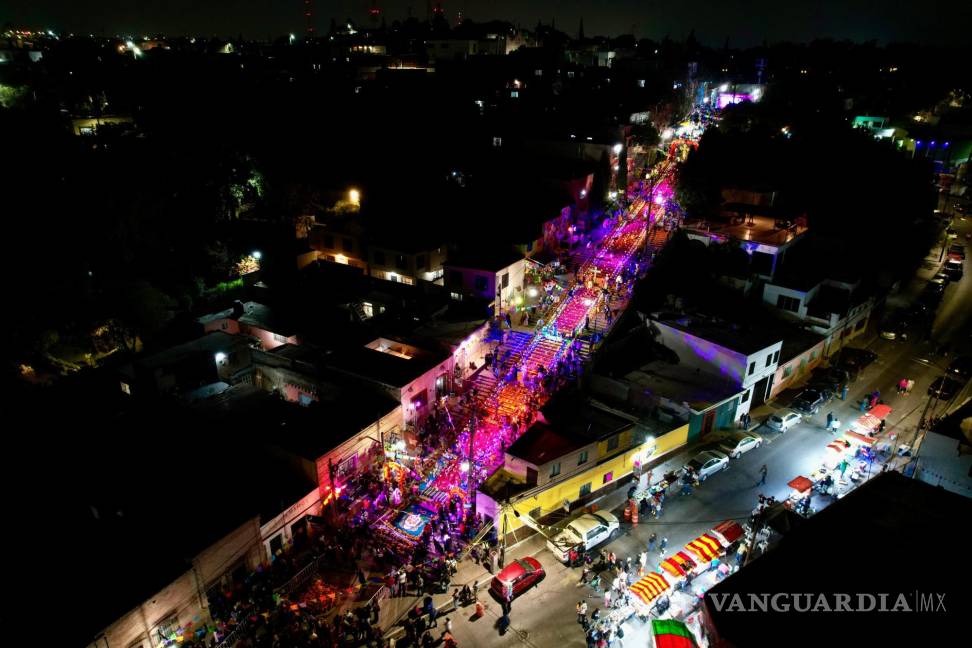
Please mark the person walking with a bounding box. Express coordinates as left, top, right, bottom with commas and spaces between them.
648, 533, 657, 552
830, 417, 841, 435
826, 412, 834, 430
758, 464, 768, 486
659, 537, 668, 554
577, 600, 588, 625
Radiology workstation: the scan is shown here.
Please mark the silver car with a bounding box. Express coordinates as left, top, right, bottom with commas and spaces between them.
683, 450, 730, 482
767, 410, 801, 433
720, 431, 764, 459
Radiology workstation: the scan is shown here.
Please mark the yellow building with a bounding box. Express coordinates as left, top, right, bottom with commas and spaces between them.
477, 392, 689, 536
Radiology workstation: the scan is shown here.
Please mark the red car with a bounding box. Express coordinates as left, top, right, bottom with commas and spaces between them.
490, 557, 545, 601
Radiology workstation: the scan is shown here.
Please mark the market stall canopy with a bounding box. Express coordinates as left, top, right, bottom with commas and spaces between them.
845, 431, 877, 445
826, 439, 851, 454
685, 533, 722, 562
630, 572, 671, 605
870, 404, 892, 419
787, 476, 814, 492
711, 520, 744, 546
652, 618, 699, 648
660, 551, 696, 578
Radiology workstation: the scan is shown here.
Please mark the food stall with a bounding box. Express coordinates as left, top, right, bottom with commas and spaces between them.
785, 476, 814, 514
629, 572, 672, 618
850, 404, 892, 437
660, 551, 701, 580
710, 520, 745, 550
823, 439, 852, 468
684, 534, 723, 564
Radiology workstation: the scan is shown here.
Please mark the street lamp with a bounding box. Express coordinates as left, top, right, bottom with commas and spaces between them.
349, 188, 361, 206
251, 250, 262, 260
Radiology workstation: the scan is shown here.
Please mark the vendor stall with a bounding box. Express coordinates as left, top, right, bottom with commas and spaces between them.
710, 520, 745, 549
684, 534, 723, 564
630, 571, 672, 612
660, 551, 699, 579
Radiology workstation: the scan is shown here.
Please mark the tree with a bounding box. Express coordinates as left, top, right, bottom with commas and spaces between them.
106, 282, 173, 354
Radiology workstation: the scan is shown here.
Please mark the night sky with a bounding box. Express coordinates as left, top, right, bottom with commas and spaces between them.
6, 0, 970, 46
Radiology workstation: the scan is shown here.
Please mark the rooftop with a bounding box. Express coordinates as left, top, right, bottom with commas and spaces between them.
651, 312, 782, 356
506, 420, 588, 465
135, 331, 248, 371
624, 361, 743, 412
445, 248, 525, 273
684, 214, 807, 248
326, 338, 450, 389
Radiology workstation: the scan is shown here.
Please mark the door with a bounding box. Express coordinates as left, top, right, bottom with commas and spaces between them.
526, 467, 538, 486
700, 410, 716, 438
750, 375, 770, 408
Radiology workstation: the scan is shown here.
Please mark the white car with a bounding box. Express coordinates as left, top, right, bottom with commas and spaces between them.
767, 410, 802, 433
546, 511, 620, 562
683, 450, 730, 482
719, 431, 764, 459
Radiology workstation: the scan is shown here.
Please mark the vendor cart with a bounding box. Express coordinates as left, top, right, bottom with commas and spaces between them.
684, 534, 723, 564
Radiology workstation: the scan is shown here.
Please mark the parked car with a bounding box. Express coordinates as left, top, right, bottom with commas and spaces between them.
766, 410, 802, 433
930, 271, 951, 286
879, 317, 908, 341
683, 450, 730, 481
944, 258, 964, 279
946, 228, 958, 239
490, 557, 545, 601
546, 511, 620, 562
947, 356, 972, 380
809, 367, 852, 392
792, 388, 830, 415
918, 284, 945, 309
836, 348, 878, 376
719, 431, 764, 459
928, 376, 962, 401
948, 244, 965, 260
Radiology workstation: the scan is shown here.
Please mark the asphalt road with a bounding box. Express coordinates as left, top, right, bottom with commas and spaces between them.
437, 196, 972, 648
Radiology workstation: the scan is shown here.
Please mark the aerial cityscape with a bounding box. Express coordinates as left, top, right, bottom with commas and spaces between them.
2, 1, 970, 647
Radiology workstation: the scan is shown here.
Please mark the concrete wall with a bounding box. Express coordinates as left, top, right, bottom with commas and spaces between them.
770, 339, 827, 398
260, 487, 322, 562
316, 405, 404, 498
94, 517, 262, 648
653, 321, 747, 386
401, 357, 456, 425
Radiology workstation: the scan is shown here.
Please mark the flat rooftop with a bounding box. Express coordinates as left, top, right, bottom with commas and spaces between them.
652, 312, 781, 356
684, 214, 807, 248
326, 338, 450, 389
624, 361, 742, 412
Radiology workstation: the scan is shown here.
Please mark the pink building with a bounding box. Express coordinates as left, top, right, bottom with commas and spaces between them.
197, 301, 299, 350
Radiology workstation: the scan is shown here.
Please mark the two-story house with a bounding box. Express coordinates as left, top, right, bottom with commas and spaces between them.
761, 273, 875, 357
648, 312, 783, 418
476, 391, 685, 541
197, 301, 299, 351
444, 249, 529, 316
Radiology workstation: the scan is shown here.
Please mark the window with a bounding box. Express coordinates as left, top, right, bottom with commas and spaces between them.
120, 381, 131, 395
526, 240, 534, 252
492, 136, 503, 147
776, 295, 801, 313
773, 350, 780, 363
374, 250, 386, 266
220, 322, 228, 330
323, 234, 334, 249
342, 237, 353, 253
577, 450, 589, 465
765, 353, 773, 367
607, 435, 619, 451
748, 361, 756, 376
396, 255, 407, 270
603, 471, 613, 484
450, 292, 462, 301
810, 350, 817, 361
474, 276, 488, 293
550, 462, 561, 477
855, 319, 866, 331
579, 482, 592, 497
502, 272, 510, 288
273, 333, 288, 343
742, 390, 750, 403
783, 365, 793, 378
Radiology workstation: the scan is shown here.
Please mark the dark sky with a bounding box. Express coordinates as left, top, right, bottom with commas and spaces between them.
5, 0, 969, 46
